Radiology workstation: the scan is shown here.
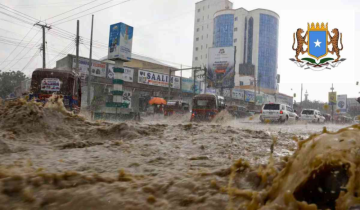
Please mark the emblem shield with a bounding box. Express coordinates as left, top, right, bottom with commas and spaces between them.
307, 23, 328, 59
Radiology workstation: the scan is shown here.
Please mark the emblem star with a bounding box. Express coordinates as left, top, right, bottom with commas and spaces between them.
314, 39, 321, 47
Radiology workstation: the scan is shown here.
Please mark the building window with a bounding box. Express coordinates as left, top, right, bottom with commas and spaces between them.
197, 28, 199, 32
195, 57, 198, 61
208, 5, 210, 8
202, 26, 203, 30
203, 6, 205, 10
198, 9, 200, 12
208, 15, 209, 19
247, 17, 254, 64
240, 81, 244, 86
201, 35, 203, 40
206, 54, 207, 58
206, 34, 208, 38
196, 47, 198, 51
243, 17, 247, 63
196, 37, 199, 41
197, 18, 200, 22
234, 27, 237, 32
235, 17, 238, 21
250, 81, 254, 85
206, 44, 208, 48
201, 55, 202, 59
234, 38, 237, 43
203, 16, 204, 20
207, 24, 208, 29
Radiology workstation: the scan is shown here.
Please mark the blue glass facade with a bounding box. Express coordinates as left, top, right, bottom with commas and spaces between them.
258, 14, 279, 90
213, 14, 234, 47
247, 17, 253, 64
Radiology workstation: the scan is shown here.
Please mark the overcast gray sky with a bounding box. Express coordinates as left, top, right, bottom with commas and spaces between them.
0, 0, 359, 102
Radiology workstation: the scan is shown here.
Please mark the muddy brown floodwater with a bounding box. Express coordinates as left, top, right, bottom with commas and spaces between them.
0, 99, 359, 210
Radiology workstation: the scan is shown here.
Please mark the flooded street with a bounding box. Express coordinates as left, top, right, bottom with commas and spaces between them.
0, 100, 358, 209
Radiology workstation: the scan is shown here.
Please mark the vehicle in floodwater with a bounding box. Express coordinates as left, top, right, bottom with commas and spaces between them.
190, 94, 225, 122
164, 100, 190, 116
29, 68, 82, 114
226, 105, 253, 118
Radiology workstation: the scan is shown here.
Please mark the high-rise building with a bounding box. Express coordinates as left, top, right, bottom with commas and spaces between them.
192, 0, 233, 73
192, 0, 279, 93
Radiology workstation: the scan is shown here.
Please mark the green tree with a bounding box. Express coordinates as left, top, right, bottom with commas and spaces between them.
0, 71, 28, 99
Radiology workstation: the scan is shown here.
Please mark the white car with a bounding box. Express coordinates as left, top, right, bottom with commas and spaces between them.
300, 109, 325, 123
260, 103, 298, 123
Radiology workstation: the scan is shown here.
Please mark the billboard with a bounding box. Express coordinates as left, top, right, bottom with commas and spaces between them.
337, 94, 347, 113
108, 22, 133, 61
207, 46, 235, 88
107, 65, 134, 82
232, 89, 244, 100
245, 91, 255, 102
329, 92, 337, 105
72, 58, 106, 79
123, 88, 132, 108
138, 70, 180, 89
181, 78, 201, 94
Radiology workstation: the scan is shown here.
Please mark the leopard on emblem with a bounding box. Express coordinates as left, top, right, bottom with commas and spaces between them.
290, 22, 346, 71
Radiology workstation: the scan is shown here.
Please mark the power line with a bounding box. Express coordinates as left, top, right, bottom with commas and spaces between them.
47, 41, 74, 67
45, 0, 100, 22
6, 33, 42, 71
0, 3, 38, 22
53, 0, 133, 26
0, 27, 36, 69
21, 50, 40, 72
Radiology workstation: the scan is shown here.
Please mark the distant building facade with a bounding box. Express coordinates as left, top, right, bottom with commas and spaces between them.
192, 0, 279, 93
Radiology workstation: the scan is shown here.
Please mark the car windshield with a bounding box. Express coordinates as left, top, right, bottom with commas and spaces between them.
193, 99, 216, 109
263, 104, 280, 110
302, 110, 314, 115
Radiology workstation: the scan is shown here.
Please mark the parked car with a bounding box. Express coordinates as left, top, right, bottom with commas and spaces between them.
260, 103, 297, 123
164, 100, 190, 116
300, 109, 325, 123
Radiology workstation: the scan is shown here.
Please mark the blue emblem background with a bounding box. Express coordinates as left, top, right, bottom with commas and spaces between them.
309, 31, 327, 58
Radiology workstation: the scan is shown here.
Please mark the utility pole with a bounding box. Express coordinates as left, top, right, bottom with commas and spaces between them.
167, 68, 171, 102
331, 83, 335, 123
34, 23, 51, 69
87, 15, 94, 110
76, 20, 80, 73
204, 67, 207, 94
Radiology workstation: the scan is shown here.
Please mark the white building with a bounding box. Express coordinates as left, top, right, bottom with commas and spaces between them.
192, 0, 279, 94
192, 0, 233, 72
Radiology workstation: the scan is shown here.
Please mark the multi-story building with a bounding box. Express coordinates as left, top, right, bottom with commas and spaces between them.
192, 0, 279, 93
192, 0, 233, 72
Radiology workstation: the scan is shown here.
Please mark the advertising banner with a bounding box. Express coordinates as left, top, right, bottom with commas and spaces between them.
207, 46, 235, 88
337, 94, 347, 113
72, 58, 106, 79
205, 88, 216, 94
256, 95, 264, 105
329, 92, 337, 105
245, 91, 255, 102
223, 89, 231, 97
122, 88, 132, 108
108, 22, 133, 61
41, 78, 60, 92
181, 78, 201, 94
232, 89, 244, 100
138, 70, 180, 89
107, 65, 134, 82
